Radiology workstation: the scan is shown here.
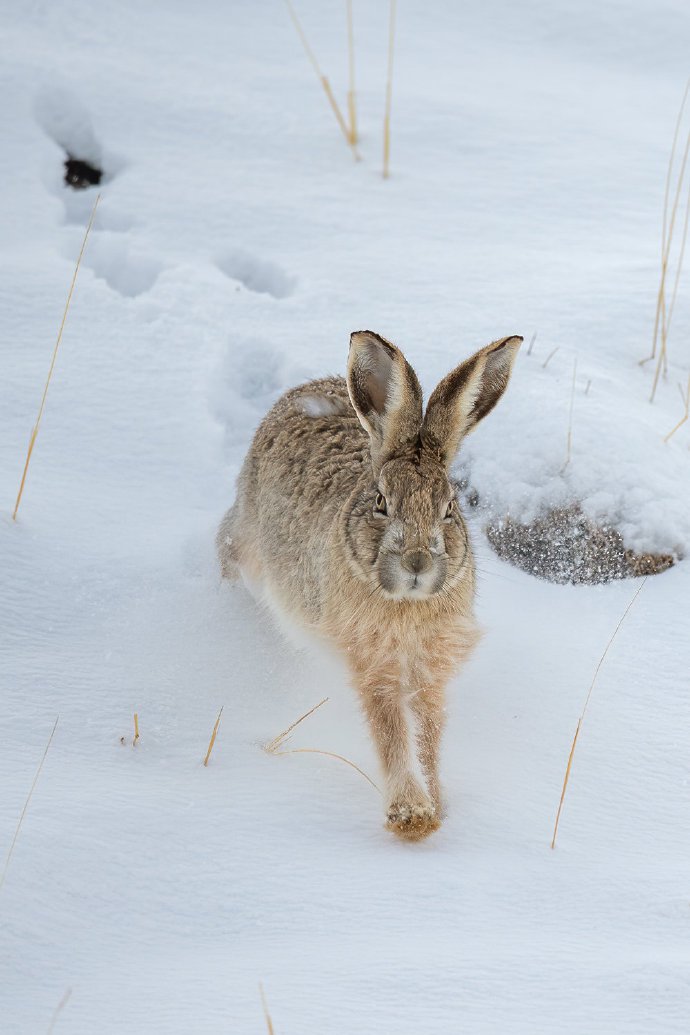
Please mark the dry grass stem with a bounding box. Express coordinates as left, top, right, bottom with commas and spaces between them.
0, 716, 59, 894
264, 697, 378, 793
551, 577, 648, 849
647, 86, 690, 392
263, 697, 329, 754
283, 0, 360, 160
663, 172, 690, 346
382, 0, 397, 178
12, 194, 100, 520
650, 144, 690, 400
132, 712, 140, 747
642, 78, 690, 368
585, 379, 592, 396
560, 357, 578, 472
662, 79, 690, 253
527, 331, 537, 356
346, 0, 357, 144
46, 988, 72, 1035
276, 747, 381, 793
663, 371, 690, 442
541, 346, 559, 369
203, 706, 224, 767
259, 983, 275, 1035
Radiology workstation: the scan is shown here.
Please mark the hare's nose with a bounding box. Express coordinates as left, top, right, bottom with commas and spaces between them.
401, 549, 433, 575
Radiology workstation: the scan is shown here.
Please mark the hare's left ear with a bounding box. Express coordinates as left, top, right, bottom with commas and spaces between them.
347, 330, 423, 472
422, 335, 522, 467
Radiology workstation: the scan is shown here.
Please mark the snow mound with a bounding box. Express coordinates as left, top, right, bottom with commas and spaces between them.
461, 343, 690, 563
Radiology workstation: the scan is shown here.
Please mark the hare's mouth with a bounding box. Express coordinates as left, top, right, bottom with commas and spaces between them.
377, 553, 446, 600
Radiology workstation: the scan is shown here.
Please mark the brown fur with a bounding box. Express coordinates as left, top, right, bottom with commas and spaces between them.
217, 331, 521, 840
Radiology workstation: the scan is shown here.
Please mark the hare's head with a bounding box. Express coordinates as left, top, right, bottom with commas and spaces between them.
344, 330, 521, 600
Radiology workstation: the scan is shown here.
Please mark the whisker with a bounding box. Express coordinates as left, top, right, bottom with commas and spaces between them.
474, 565, 522, 584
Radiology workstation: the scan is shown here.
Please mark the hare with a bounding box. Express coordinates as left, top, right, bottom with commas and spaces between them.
217, 330, 521, 841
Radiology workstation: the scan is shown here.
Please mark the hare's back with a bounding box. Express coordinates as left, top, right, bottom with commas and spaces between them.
253, 376, 369, 476
238, 376, 370, 616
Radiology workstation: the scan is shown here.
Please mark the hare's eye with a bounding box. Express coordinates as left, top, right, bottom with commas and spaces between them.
374, 492, 388, 515
444, 499, 455, 520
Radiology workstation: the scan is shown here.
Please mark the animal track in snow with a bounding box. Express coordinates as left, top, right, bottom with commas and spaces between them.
61, 188, 135, 232
210, 339, 287, 425
208, 339, 291, 462
216, 249, 296, 299
34, 84, 125, 197
36, 86, 163, 298
65, 232, 165, 298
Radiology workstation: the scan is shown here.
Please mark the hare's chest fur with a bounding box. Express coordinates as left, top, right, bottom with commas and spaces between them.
323, 572, 481, 689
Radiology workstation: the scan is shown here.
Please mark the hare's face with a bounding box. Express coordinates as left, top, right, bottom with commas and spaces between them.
346, 454, 469, 600
345, 329, 522, 600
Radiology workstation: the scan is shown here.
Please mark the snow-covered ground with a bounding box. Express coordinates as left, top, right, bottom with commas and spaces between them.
2, 2, 690, 1031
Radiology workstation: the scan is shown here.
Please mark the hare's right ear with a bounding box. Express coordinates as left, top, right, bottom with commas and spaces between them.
422, 335, 522, 468
347, 331, 423, 472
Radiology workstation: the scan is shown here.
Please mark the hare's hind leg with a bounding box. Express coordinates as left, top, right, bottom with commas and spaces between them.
216, 506, 242, 581
357, 669, 441, 842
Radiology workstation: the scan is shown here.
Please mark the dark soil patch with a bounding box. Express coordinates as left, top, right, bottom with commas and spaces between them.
64, 155, 102, 190
486, 505, 674, 585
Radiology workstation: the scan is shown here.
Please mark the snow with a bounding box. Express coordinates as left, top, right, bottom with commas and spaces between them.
1, 1, 690, 1032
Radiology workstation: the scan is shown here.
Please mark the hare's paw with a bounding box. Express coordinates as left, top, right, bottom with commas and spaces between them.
386, 800, 441, 842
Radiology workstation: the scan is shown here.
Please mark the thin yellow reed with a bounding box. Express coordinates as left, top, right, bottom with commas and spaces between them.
283, 0, 360, 160
133, 712, 140, 747
264, 697, 329, 754
276, 747, 380, 793
551, 578, 647, 849
260, 983, 275, 1035
346, 0, 357, 144
0, 716, 59, 893
662, 172, 690, 351
203, 706, 224, 767
382, 0, 397, 178
642, 77, 690, 367
46, 988, 72, 1035
13, 194, 100, 520
650, 126, 690, 400
561, 357, 578, 472
264, 697, 379, 793
663, 371, 690, 442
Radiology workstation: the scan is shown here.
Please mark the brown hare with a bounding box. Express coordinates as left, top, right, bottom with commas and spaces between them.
217, 330, 522, 841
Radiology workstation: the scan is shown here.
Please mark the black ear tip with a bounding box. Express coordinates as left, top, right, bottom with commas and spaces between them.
351, 329, 382, 340
350, 330, 397, 358
495, 335, 523, 352
349, 330, 372, 349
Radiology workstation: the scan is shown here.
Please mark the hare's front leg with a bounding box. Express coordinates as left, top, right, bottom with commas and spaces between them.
357, 671, 441, 842
409, 683, 446, 814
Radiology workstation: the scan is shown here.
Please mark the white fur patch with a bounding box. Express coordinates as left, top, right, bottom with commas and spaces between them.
300, 394, 349, 418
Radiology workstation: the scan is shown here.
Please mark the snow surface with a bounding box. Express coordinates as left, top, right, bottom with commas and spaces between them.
1, 1, 690, 1032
